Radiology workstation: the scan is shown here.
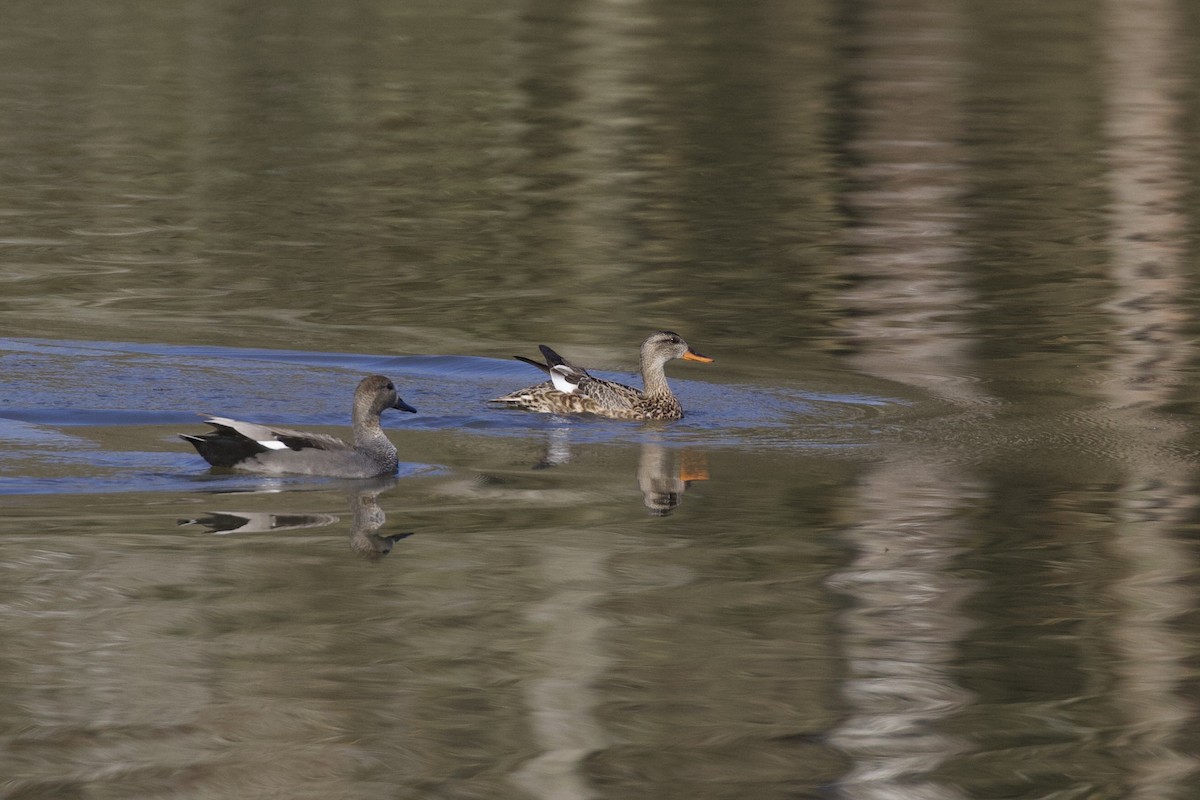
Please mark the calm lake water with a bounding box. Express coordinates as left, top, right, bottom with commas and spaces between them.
3, 1, 1200, 798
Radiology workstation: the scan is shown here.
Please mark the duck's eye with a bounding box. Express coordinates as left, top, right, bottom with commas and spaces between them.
386, 382, 395, 390
669, 336, 681, 344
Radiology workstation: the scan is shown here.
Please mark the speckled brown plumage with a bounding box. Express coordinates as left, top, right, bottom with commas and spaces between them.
489, 331, 712, 420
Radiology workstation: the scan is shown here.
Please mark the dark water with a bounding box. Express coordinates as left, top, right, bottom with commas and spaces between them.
4, 1, 1200, 798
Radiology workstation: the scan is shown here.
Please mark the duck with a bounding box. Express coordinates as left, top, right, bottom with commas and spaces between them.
489, 331, 712, 420
180, 375, 416, 478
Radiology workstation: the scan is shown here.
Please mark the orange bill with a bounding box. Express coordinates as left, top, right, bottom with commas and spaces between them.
682, 349, 713, 363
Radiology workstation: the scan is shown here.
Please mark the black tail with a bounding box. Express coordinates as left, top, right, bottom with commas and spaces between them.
179, 431, 266, 469
514, 355, 550, 374
538, 344, 568, 368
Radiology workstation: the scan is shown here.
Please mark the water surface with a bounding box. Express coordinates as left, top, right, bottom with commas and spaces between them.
3, 1, 1200, 798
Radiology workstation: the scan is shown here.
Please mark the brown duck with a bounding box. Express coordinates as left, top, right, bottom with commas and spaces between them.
489, 331, 713, 420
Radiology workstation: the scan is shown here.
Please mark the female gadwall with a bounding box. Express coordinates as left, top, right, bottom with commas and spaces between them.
490, 331, 712, 420
181, 375, 416, 478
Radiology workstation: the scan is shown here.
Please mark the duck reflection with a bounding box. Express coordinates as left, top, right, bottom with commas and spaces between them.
526, 426, 709, 515
179, 476, 412, 560
346, 484, 413, 561
637, 443, 708, 516
532, 425, 572, 470
178, 510, 340, 534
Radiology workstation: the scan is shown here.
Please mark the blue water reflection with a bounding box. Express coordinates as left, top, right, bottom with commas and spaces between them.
1, 335, 895, 496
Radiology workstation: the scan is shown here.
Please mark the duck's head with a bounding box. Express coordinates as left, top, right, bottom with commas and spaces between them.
358, 375, 418, 415
642, 331, 713, 366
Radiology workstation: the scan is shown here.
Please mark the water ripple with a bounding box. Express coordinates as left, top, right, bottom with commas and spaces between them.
0, 336, 910, 495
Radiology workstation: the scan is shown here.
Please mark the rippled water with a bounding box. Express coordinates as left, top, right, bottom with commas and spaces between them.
4, 0, 1200, 798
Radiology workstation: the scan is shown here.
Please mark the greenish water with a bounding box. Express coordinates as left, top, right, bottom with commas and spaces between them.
3, 1, 1200, 798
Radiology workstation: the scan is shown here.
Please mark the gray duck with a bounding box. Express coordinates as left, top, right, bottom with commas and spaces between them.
181, 375, 416, 478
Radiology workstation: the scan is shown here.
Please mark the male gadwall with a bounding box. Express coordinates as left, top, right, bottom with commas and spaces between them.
181, 375, 416, 478
489, 331, 712, 420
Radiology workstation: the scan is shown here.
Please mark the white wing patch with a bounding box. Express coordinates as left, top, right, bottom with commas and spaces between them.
549, 365, 578, 395
259, 440, 289, 450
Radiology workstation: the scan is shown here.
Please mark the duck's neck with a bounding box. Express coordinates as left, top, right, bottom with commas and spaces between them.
355, 412, 398, 471
640, 355, 673, 398
352, 404, 388, 448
